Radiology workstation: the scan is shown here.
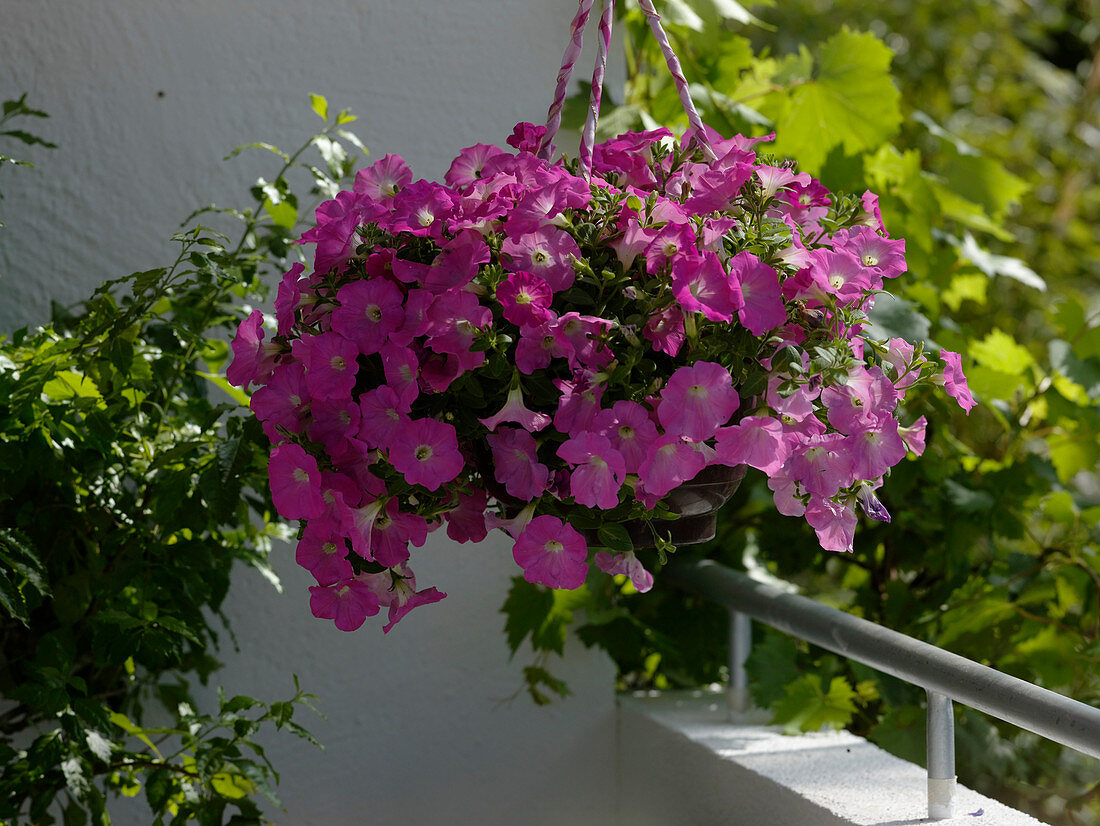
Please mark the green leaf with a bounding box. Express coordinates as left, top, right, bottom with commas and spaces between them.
764, 29, 901, 173
866, 293, 931, 344
771, 674, 858, 734
745, 630, 800, 708
969, 329, 1035, 376
196, 371, 251, 407
263, 197, 297, 230
595, 524, 634, 553
522, 666, 572, 706
501, 577, 554, 657
309, 93, 329, 122
956, 232, 1045, 290
938, 150, 1028, 220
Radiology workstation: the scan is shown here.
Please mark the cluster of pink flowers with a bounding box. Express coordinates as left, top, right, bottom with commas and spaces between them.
229, 121, 974, 633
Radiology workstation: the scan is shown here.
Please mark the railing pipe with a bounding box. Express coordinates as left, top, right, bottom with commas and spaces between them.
666, 559, 1100, 761
728, 610, 752, 714
926, 691, 957, 818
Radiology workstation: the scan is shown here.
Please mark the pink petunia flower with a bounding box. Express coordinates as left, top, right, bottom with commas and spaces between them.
637, 435, 707, 499
354, 153, 412, 201
388, 417, 464, 491
296, 523, 354, 586
657, 361, 739, 442
501, 226, 580, 292
497, 271, 554, 328
940, 350, 976, 414
643, 304, 686, 357
370, 498, 429, 568
507, 122, 549, 154
268, 443, 325, 520
309, 577, 381, 632
805, 496, 857, 553
557, 433, 627, 510
274, 263, 305, 336
445, 488, 489, 544
594, 550, 653, 593
228, 309, 278, 389
593, 400, 659, 474
445, 143, 509, 188
358, 385, 410, 449
479, 382, 552, 432
382, 575, 447, 633
512, 515, 589, 590
714, 416, 789, 475
730, 252, 787, 336
487, 426, 550, 501
331, 278, 405, 356
293, 331, 360, 401
672, 252, 738, 322
251, 361, 309, 438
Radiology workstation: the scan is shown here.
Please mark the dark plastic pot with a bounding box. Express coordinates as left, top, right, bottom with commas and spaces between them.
591, 463, 748, 549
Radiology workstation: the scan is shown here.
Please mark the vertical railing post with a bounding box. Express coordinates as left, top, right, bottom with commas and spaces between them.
926, 690, 957, 820
728, 609, 752, 716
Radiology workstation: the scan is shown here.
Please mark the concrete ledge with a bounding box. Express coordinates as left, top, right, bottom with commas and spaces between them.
617, 690, 1047, 826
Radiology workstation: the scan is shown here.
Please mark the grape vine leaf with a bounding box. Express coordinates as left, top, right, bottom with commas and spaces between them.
761, 28, 902, 173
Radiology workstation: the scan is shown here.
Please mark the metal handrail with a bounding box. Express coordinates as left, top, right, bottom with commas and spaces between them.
665, 559, 1100, 820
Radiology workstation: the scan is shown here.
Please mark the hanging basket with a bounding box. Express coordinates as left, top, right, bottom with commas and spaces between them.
590, 462, 749, 549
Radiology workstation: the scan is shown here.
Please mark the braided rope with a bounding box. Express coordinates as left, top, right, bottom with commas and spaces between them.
578, 0, 616, 179
538, 0, 596, 161
635, 0, 717, 161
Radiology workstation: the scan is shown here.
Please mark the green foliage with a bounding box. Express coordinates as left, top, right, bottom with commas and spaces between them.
0, 94, 56, 231
0, 96, 364, 823
552, 3, 1100, 823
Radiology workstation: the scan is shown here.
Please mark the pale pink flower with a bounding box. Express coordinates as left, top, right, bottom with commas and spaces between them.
899, 416, 928, 456
657, 362, 739, 442
637, 436, 707, 498
558, 433, 627, 510
714, 416, 789, 475
730, 252, 786, 336
354, 153, 412, 200
805, 497, 857, 553
512, 515, 589, 590
594, 551, 653, 593
479, 383, 552, 432
593, 400, 659, 474
501, 226, 580, 292
845, 416, 907, 481
941, 350, 976, 414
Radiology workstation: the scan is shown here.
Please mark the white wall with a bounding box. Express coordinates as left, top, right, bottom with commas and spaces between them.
0, 0, 614, 331
1, 2, 619, 821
